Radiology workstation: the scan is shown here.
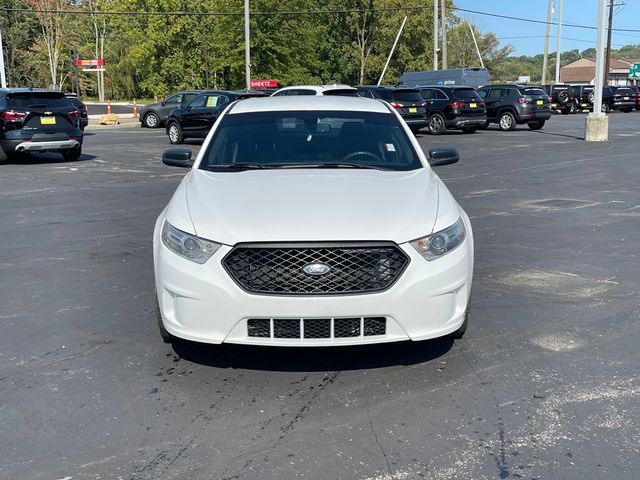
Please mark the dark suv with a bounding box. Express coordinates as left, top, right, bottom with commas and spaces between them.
601, 86, 635, 113
356, 86, 427, 132
569, 85, 594, 112
0, 88, 83, 163
140, 90, 205, 128
542, 84, 573, 114
477, 85, 552, 131
166, 90, 267, 144
418, 86, 487, 134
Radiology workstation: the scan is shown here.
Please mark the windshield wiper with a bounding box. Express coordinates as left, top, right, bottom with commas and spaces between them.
204, 163, 271, 171
269, 163, 391, 170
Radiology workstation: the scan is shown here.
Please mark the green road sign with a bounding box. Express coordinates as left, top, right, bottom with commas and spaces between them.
630, 63, 640, 79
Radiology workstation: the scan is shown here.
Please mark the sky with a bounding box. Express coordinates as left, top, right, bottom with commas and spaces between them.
454, 0, 640, 56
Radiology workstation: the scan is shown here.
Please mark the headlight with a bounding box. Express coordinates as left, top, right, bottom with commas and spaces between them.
410, 217, 466, 261
161, 221, 221, 264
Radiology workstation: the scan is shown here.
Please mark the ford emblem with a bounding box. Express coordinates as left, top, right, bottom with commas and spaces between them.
302, 263, 331, 276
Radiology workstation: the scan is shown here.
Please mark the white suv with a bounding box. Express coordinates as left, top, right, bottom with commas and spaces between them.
154, 96, 474, 347
271, 85, 359, 97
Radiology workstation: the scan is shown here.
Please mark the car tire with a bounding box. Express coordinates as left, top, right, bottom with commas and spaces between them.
587, 91, 595, 105
601, 102, 610, 113
168, 122, 183, 144
0, 148, 7, 165
498, 111, 516, 131
561, 107, 571, 115
427, 113, 446, 135
478, 121, 490, 130
144, 112, 160, 128
461, 126, 477, 134
527, 121, 545, 130
448, 306, 469, 340
62, 148, 82, 161
569, 102, 577, 114
557, 90, 570, 106
621, 108, 632, 113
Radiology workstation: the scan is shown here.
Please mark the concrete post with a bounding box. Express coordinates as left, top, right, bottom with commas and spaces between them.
585, 0, 609, 142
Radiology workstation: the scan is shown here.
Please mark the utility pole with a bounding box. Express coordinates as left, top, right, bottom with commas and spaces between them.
0, 26, 7, 88
244, 0, 251, 90
603, 1, 615, 86
433, 0, 438, 70
554, 0, 564, 84
542, 0, 553, 84
585, 0, 609, 141
440, 0, 447, 69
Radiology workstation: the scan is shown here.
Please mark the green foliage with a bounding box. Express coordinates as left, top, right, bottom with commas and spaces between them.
4, 0, 638, 99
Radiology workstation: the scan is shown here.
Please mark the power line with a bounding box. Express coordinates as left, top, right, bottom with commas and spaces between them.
3, 4, 640, 33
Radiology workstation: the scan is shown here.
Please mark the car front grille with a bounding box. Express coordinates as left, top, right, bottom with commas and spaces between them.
247, 317, 387, 340
222, 242, 409, 295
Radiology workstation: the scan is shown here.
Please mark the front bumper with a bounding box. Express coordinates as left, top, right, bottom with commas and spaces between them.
153, 216, 474, 346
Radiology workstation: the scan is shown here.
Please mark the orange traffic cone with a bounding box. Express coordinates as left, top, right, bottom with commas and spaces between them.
107, 99, 111, 115
133, 98, 138, 118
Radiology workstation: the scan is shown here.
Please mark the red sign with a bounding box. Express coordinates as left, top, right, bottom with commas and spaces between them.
250, 79, 278, 89
75, 59, 104, 67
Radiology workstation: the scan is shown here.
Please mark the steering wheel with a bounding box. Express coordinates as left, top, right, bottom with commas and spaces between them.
342, 151, 383, 163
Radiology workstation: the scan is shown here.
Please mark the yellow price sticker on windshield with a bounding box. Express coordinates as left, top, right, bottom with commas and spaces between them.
206, 96, 217, 107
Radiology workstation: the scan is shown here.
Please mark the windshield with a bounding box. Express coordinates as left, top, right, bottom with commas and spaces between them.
200, 110, 423, 171
520, 88, 547, 97
8, 92, 71, 109
452, 88, 481, 100
392, 91, 423, 102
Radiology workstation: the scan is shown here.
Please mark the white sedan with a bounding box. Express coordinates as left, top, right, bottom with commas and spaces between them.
154, 96, 473, 346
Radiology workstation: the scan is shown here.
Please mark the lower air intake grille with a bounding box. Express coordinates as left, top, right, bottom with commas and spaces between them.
246, 317, 387, 340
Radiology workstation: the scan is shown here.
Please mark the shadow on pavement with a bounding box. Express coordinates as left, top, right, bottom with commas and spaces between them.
172, 337, 454, 372
4, 152, 97, 165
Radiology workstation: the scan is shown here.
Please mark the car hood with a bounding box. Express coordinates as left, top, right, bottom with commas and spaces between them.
179, 168, 441, 245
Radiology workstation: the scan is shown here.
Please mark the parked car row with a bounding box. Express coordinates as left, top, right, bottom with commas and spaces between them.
543, 84, 639, 114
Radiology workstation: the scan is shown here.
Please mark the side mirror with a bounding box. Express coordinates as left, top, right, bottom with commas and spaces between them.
428, 147, 460, 167
161, 101, 166, 106
186, 105, 192, 111
162, 148, 193, 168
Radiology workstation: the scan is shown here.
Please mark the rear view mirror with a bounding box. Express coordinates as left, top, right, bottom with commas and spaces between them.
428, 147, 460, 167
162, 148, 193, 168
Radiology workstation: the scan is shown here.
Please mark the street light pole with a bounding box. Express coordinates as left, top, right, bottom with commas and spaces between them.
585, 0, 609, 141
541, 0, 553, 84
433, 0, 438, 70
554, 0, 564, 84
244, 0, 251, 90
0, 26, 7, 88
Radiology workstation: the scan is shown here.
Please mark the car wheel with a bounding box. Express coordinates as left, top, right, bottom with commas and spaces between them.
621, 108, 632, 113
478, 121, 489, 130
601, 102, 610, 113
62, 148, 82, 161
461, 126, 477, 134
561, 107, 571, 115
527, 121, 545, 130
168, 122, 183, 144
144, 112, 160, 128
587, 91, 595, 105
569, 102, 577, 114
0, 148, 7, 165
427, 113, 446, 135
557, 90, 570, 106
448, 306, 469, 340
498, 111, 516, 131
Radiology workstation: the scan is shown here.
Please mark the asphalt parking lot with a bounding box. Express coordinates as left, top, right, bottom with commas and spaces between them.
1, 113, 640, 480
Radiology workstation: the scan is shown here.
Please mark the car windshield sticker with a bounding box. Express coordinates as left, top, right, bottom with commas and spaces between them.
385, 143, 396, 152
206, 96, 217, 107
